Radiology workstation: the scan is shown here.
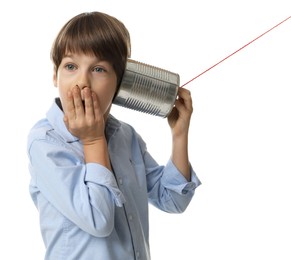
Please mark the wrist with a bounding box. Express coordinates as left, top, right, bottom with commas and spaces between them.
171, 129, 188, 142
82, 137, 112, 170
81, 135, 107, 146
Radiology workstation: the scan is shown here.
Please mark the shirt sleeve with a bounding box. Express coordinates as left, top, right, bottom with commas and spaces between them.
161, 159, 201, 195
28, 137, 125, 237
138, 137, 201, 213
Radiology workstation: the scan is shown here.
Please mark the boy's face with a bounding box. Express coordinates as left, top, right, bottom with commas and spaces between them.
53, 53, 117, 118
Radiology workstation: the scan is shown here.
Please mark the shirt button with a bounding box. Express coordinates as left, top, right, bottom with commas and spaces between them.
128, 214, 133, 221
119, 178, 123, 185
136, 251, 140, 258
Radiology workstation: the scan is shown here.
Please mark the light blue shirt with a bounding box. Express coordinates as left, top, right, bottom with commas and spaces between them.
27, 99, 201, 260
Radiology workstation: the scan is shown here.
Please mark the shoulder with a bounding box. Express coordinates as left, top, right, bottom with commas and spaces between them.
114, 117, 147, 150
108, 115, 138, 139
26, 118, 61, 155
28, 118, 53, 142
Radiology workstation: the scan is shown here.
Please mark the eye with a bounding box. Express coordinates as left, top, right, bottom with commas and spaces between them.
93, 66, 106, 73
65, 63, 76, 71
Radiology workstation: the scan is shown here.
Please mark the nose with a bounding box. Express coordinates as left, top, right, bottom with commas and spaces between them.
76, 73, 91, 90
77, 84, 90, 90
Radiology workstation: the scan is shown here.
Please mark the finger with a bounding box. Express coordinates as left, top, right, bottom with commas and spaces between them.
92, 92, 103, 121
177, 88, 191, 101
84, 88, 94, 118
65, 90, 76, 120
72, 86, 85, 118
177, 88, 193, 112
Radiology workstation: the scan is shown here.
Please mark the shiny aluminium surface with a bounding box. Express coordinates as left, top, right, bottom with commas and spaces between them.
113, 59, 179, 117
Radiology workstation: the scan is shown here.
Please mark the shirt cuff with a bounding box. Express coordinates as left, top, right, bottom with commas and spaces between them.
85, 163, 125, 207
161, 160, 201, 195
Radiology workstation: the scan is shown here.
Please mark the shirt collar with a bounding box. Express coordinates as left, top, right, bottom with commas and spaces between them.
46, 98, 121, 143
105, 114, 121, 141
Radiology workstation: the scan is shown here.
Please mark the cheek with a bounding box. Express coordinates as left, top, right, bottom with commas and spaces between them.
96, 85, 116, 112
56, 79, 71, 112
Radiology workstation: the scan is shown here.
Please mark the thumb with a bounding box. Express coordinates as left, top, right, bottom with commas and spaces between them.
63, 115, 69, 129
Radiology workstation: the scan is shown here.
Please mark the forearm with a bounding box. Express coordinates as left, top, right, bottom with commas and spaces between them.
171, 133, 191, 181
83, 137, 112, 171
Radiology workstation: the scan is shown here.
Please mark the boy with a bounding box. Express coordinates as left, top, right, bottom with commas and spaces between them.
27, 11, 201, 260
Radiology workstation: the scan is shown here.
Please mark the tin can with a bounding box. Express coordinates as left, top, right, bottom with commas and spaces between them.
113, 59, 179, 117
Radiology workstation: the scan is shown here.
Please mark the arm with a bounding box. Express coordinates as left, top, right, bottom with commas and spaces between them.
131, 128, 200, 213
167, 88, 193, 181
145, 88, 200, 213
124, 88, 198, 213
28, 138, 123, 237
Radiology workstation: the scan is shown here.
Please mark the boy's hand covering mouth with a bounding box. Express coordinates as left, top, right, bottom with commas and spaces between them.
63, 85, 106, 144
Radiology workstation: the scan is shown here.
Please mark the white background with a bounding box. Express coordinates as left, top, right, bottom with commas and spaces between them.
0, 0, 290, 259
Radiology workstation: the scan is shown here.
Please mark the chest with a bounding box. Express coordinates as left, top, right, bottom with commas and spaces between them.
108, 133, 149, 208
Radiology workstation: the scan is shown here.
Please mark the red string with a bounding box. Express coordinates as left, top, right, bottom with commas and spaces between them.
180, 15, 291, 88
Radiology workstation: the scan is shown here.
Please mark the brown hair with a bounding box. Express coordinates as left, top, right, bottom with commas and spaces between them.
51, 11, 131, 88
